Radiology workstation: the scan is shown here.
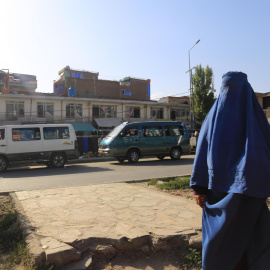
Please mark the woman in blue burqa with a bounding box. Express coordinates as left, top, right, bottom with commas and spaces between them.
190, 71, 270, 270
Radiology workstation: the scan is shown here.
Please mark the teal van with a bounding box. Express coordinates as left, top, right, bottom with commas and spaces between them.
98, 121, 191, 163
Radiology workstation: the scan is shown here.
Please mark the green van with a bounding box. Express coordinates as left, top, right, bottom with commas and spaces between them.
98, 121, 191, 163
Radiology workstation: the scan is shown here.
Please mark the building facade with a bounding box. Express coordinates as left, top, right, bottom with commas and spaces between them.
0, 71, 37, 94
2, 68, 270, 133
54, 66, 151, 101
0, 93, 191, 131
0, 68, 193, 131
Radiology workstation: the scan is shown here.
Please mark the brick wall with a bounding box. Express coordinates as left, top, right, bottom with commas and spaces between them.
59, 68, 149, 101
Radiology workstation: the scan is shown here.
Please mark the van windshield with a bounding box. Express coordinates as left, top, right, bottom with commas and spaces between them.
106, 124, 125, 138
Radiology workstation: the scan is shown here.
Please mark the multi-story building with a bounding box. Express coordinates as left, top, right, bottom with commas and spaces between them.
2, 68, 270, 133
159, 96, 190, 105
0, 93, 190, 132
0, 71, 37, 94
53, 66, 151, 101
0, 67, 191, 132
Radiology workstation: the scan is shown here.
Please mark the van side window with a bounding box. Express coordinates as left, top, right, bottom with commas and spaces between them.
12, 128, 41, 141
165, 126, 184, 136
143, 126, 163, 137
123, 127, 138, 137
0, 129, 5, 140
43, 127, 70, 140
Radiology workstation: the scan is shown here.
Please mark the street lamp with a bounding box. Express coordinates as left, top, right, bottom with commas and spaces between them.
188, 39, 200, 129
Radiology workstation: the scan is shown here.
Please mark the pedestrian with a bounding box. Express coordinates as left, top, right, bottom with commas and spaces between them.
190, 71, 270, 270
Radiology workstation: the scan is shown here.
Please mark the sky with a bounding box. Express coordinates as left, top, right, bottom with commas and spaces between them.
1, 0, 270, 100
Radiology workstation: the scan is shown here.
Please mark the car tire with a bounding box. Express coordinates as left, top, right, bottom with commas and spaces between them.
0, 156, 8, 171
127, 149, 139, 163
156, 155, 164, 160
50, 153, 65, 168
170, 147, 182, 160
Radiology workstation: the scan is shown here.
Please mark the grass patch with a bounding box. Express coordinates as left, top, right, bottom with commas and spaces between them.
183, 247, 202, 267
148, 176, 191, 190
0, 211, 22, 252
147, 178, 159, 185
0, 211, 34, 269
0, 210, 62, 270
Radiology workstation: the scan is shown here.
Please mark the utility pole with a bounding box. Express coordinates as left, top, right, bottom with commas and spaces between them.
187, 39, 200, 129
186, 67, 196, 128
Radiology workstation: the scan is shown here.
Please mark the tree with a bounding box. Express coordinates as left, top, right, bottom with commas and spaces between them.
192, 65, 215, 123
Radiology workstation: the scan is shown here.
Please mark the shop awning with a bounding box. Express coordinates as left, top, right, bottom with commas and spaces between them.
94, 118, 123, 128
70, 122, 96, 132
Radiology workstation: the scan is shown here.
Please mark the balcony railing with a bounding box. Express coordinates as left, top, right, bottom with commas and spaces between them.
0, 114, 91, 125
0, 114, 191, 127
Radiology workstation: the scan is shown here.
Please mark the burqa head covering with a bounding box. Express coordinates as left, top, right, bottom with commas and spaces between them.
190, 71, 270, 198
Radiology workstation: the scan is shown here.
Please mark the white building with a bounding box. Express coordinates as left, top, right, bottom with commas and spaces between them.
0, 93, 191, 132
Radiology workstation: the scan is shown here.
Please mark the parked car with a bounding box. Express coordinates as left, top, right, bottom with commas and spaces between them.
98, 121, 191, 163
0, 124, 80, 171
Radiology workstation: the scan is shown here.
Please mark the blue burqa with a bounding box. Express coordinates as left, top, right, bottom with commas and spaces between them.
190, 72, 270, 270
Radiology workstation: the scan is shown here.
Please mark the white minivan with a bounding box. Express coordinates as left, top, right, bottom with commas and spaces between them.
0, 124, 80, 171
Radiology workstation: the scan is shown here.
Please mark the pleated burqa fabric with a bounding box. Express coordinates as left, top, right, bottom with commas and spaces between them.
190, 72, 270, 270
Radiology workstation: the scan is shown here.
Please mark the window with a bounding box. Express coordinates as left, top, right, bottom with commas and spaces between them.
66, 104, 82, 118
6, 101, 24, 119
72, 73, 83, 78
170, 109, 189, 121
125, 107, 140, 118
122, 91, 132, 96
143, 126, 163, 137
150, 108, 164, 119
12, 128, 41, 141
43, 127, 70, 140
122, 126, 138, 137
0, 129, 5, 140
37, 102, 54, 117
165, 125, 184, 136
171, 109, 187, 118
92, 105, 117, 118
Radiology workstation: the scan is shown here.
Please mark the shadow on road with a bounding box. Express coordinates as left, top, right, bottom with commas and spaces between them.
1, 164, 112, 178
111, 156, 195, 167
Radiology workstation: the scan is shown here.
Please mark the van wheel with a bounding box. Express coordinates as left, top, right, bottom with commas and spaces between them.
170, 148, 182, 160
0, 156, 8, 171
50, 153, 65, 168
156, 155, 164, 160
127, 150, 139, 163
116, 157, 125, 163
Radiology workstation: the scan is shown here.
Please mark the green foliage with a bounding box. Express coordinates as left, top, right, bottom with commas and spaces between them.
147, 178, 159, 185
0, 211, 18, 231
0, 210, 67, 270
184, 247, 202, 266
192, 65, 215, 123
148, 176, 191, 190
157, 177, 190, 190
9, 242, 35, 269
0, 211, 23, 252
10, 242, 63, 269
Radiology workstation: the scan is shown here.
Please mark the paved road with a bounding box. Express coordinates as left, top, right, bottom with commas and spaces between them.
0, 155, 195, 192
